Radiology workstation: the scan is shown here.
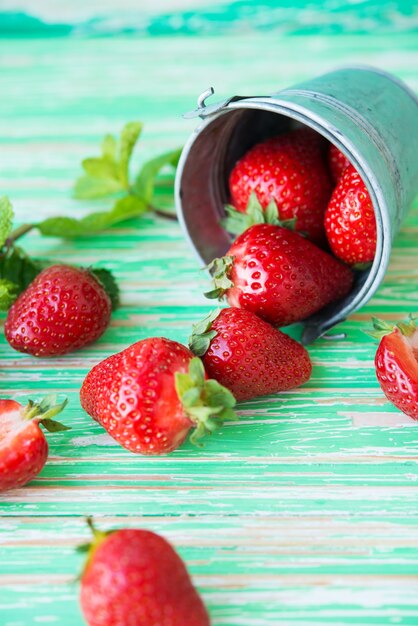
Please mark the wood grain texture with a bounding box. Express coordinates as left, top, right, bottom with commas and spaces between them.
0, 22, 418, 626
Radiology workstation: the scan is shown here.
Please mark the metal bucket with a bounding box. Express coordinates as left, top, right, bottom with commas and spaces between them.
175, 67, 418, 344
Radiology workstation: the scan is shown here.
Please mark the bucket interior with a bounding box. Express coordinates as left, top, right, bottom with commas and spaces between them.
178, 106, 373, 341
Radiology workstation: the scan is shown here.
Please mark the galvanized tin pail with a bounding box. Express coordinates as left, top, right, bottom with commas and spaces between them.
175, 67, 418, 344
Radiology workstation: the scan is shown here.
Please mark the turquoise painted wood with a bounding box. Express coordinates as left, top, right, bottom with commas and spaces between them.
0, 4, 418, 625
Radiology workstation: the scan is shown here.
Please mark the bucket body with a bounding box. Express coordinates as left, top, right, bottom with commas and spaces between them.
175, 67, 418, 343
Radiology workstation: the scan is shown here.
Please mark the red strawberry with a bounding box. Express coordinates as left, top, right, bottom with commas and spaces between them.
189, 307, 312, 401
80, 518, 210, 626
205, 223, 354, 328
80, 337, 236, 455
5, 265, 114, 357
228, 127, 332, 244
0, 396, 68, 492
324, 164, 377, 265
370, 317, 418, 420
328, 143, 351, 182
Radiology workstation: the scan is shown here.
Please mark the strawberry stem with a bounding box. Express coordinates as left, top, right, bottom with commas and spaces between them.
86, 516, 108, 542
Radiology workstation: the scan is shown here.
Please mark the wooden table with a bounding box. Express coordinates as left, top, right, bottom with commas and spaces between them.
1, 6, 418, 625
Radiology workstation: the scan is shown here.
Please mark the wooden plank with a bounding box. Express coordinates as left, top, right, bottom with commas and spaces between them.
0, 26, 417, 626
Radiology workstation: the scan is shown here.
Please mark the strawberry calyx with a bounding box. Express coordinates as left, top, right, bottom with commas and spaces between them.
188, 308, 221, 357
222, 192, 297, 236
90, 268, 120, 311
204, 256, 234, 300
22, 395, 69, 432
77, 517, 115, 579
175, 357, 237, 446
367, 315, 417, 340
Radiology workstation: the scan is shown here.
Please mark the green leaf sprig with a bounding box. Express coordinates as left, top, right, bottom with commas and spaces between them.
3, 122, 181, 243
0, 197, 119, 312
37, 122, 181, 239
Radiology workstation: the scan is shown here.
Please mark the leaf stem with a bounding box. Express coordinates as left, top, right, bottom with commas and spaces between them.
150, 206, 178, 221
4, 223, 34, 248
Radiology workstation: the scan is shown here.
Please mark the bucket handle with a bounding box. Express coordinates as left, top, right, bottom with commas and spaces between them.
183, 87, 266, 119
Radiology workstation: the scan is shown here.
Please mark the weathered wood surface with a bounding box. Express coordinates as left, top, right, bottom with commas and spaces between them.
0, 11, 418, 626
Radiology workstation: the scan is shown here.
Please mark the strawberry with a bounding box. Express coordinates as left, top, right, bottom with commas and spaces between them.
228, 127, 332, 244
4, 264, 114, 357
369, 316, 418, 420
79, 518, 210, 626
0, 396, 68, 492
324, 164, 377, 265
80, 337, 237, 455
328, 143, 351, 182
205, 223, 354, 328
189, 307, 312, 401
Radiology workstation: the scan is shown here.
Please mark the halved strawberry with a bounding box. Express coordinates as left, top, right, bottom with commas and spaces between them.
0, 396, 69, 491
369, 316, 418, 420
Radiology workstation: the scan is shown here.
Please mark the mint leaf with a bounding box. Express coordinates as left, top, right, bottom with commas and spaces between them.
119, 121, 143, 187
82, 157, 119, 180
101, 134, 117, 160
37, 195, 147, 238
134, 148, 182, 204
0, 278, 18, 311
73, 174, 125, 200
0, 196, 14, 248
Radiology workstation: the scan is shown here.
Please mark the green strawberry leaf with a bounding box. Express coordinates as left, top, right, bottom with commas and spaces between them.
91, 267, 120, 311
188, 308, 221, 356
118, 121, 143, 187
0, 278, 19, 311
24, 396, 68, 426
204, 256, 234, 300
40, 418, 71, 433
134, 148, 182, 204
37, 195, 147, 238
175, 357, 237, 447
76, 543, 91, 553
174, 372, 196, 398
0, 196, 14, 248
188, 357, 205, 387
222, 193, 296, 236
365, 316, 397, 340
203, 378, 236, 408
